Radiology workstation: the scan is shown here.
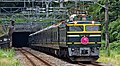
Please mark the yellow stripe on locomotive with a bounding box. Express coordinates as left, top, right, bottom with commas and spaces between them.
67, 42, 101, 44
66, 21, 101, 45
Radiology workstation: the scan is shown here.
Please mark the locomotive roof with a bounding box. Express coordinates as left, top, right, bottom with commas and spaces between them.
67, 21, 100, 24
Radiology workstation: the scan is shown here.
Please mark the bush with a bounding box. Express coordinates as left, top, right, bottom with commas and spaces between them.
0, 49, 21, 66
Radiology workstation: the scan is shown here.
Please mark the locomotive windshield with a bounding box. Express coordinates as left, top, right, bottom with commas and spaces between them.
86, 26, 100, 31
69, 26, 83, 31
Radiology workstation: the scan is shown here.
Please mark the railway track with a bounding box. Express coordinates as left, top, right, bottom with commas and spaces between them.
15, 48, 108, 66
17, 48, 56, 66
78, 62, 103, 66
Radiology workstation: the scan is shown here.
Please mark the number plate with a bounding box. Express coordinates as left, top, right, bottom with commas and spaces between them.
80, 48, 90, 56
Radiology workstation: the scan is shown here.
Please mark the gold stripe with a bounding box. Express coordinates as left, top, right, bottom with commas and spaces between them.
66, 24, 101, 26
51, 42, 66, 44
51, 42, 58, 44
39, 42, 101, 44
59, 42, 66, 44
67, 42, 101, 44
83, 25, 85, 32
67, 31, 101, 33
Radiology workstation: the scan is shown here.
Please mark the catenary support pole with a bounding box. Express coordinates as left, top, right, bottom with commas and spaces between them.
105, 1, 109, 49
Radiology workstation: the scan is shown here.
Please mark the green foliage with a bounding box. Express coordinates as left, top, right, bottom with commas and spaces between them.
98, 40, 120, 66
109, 18, 120, 42
89, 1, 120, 65
88, 0, 120, 42
109, 0, 120, 22
88, 4, 102, 21
0, 49, 21, 66
98, 50, 120, 66
0, 49, 15, 58
88, 0, 119, 22
88, 0, 106, 21
109, 41, 120, 54
101, 40, 120, 55
100, 40, 106, 50
0, 20, 2, 24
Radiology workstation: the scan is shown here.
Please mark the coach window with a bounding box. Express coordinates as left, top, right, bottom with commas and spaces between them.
54, 32, 56, 40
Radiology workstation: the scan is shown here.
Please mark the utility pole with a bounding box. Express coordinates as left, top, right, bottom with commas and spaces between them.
8, 20, 15, 48
94, 0, 109, 54
32, 0, 35, 8
104, 0, 110, 56
45, 2, 49, 18
24, 0, 26, 7
105, 0, 109, 49
75, 0, 78, 8
60, 0, 63, 8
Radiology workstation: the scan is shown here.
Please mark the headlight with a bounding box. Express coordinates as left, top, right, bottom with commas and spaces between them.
71, 48, 75, 52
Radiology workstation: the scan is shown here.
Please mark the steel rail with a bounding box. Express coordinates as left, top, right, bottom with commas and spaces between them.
78, 62, 87, 66
18, 48, 36, 66
91, 62, 103, 66
78, 62, 104, 66
20, 48, 55, 66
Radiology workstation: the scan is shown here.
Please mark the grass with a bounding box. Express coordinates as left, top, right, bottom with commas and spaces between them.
0, 49, 21, 66
97, 50, 120, 66
97, 41, 120, 66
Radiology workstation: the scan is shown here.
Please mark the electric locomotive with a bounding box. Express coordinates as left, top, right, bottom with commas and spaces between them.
29, 14, 101, 62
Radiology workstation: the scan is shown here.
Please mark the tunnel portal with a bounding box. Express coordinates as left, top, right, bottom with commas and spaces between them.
12, 32, 32, 47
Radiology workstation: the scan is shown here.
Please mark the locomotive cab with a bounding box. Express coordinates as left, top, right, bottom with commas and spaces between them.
66, 20, 101, 61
